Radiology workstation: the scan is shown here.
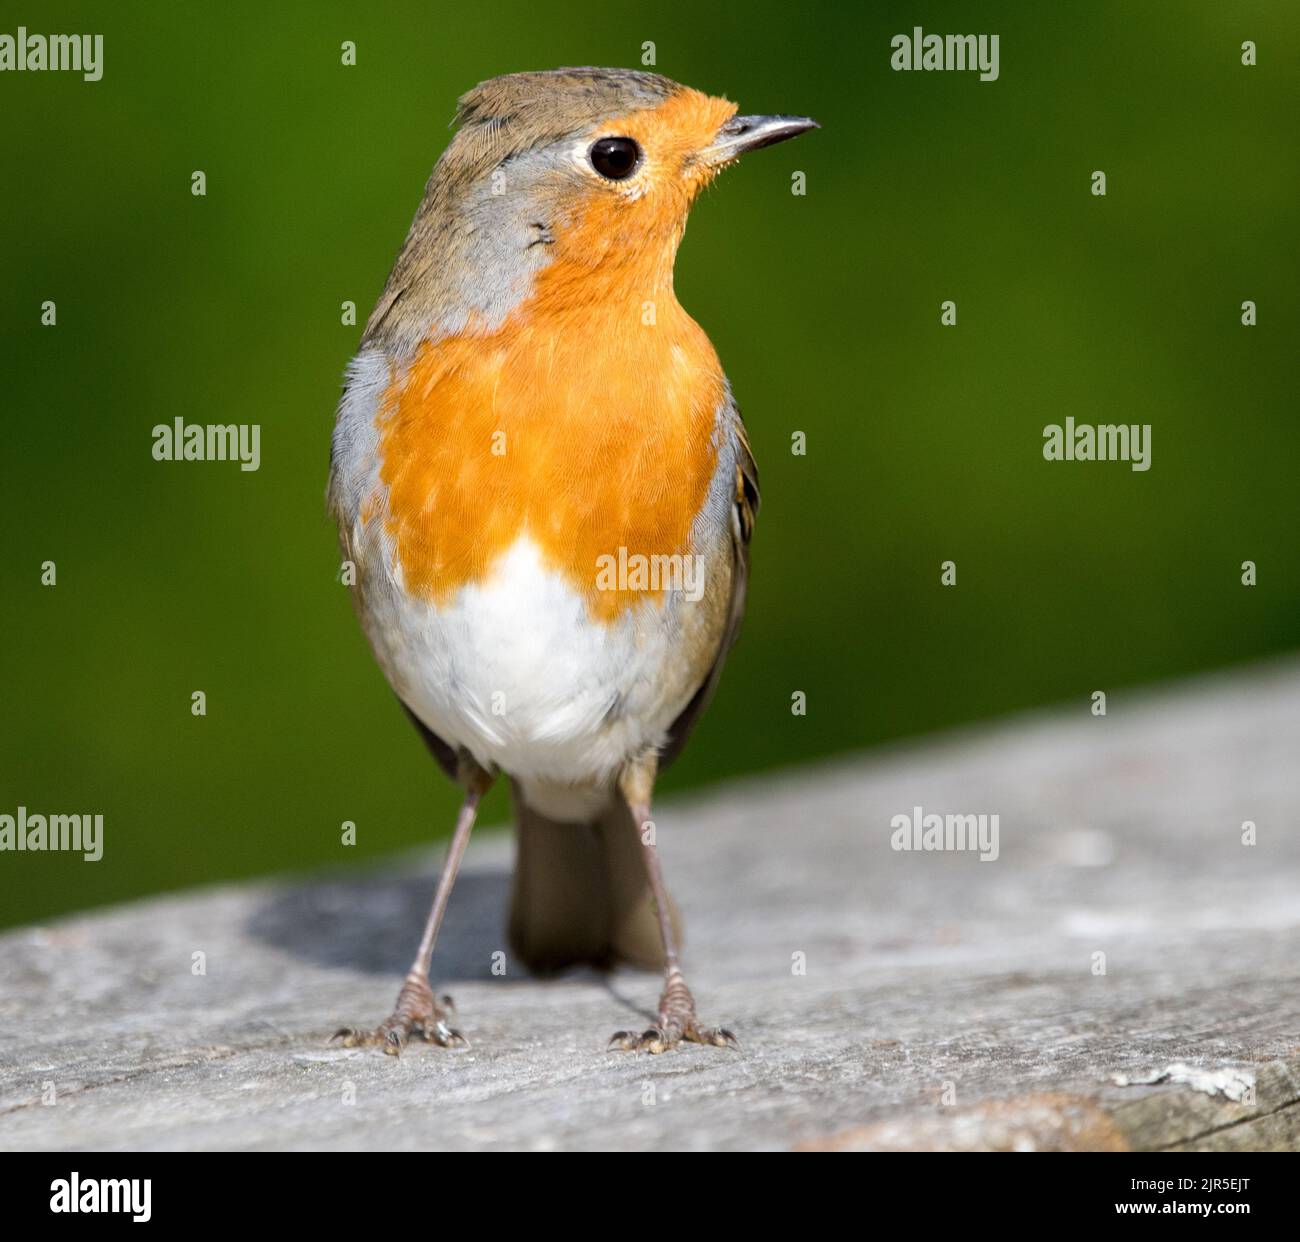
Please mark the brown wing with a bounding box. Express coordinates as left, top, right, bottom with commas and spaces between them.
659, 399, 760, 769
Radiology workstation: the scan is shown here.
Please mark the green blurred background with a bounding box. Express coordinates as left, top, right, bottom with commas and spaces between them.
2, 1, 1296, 928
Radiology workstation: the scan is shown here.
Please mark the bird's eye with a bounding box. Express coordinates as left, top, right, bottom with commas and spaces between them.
589, 136, 641, 181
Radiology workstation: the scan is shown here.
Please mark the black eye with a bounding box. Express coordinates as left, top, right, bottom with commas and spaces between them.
589, 136, 641, 180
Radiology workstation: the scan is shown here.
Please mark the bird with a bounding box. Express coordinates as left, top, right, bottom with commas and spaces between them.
327, 66, 815, 1054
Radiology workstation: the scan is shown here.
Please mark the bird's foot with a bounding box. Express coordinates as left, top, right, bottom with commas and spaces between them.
609, 968, 738, 1054
332, 971, 466, 1056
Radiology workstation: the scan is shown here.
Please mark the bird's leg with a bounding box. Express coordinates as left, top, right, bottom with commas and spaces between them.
609, 756, 738, 1054
334, 757, 493, 1055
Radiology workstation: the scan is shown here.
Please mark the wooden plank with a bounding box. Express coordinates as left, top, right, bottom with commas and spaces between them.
1, 659, 1297, 1151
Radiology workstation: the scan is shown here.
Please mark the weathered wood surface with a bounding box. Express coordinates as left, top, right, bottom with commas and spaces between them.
2, 660, 1298, 1151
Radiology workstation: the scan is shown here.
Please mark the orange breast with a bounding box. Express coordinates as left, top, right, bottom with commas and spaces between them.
375, 275, 725, 622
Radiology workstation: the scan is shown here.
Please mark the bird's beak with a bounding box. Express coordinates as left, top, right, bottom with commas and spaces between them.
701, 114, 819, 167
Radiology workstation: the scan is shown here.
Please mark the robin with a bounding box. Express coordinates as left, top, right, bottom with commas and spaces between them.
328, 67, 815, 1054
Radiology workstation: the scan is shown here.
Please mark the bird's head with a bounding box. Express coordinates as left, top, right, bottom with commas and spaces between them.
365, 67, 817, 350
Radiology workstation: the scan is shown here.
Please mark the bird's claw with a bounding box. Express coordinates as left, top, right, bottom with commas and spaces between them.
608, 1022, 739, 1054
330, 975, 468, 1055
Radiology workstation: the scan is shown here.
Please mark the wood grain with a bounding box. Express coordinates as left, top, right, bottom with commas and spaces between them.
1, 660, 1297, 1151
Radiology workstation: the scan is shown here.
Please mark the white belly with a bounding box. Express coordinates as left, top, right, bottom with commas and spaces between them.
358, 532, 694, 810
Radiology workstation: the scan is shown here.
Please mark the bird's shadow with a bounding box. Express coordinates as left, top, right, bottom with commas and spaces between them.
246, 863, 515, 982
246, 860, 659, 1021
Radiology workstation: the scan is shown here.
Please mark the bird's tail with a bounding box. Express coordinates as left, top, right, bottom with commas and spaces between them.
507, 782, 678, 975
